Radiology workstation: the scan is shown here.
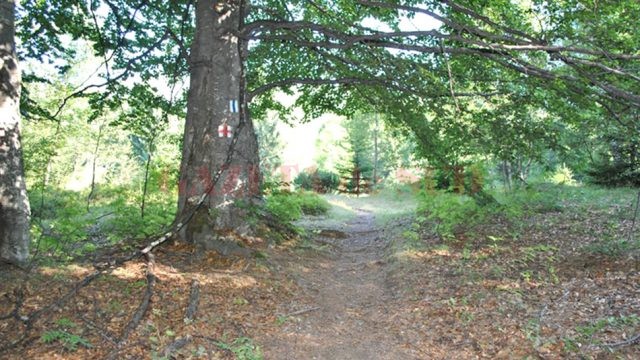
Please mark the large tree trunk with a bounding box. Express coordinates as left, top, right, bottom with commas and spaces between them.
0, 0, 30, 265
176, 0, 261, 254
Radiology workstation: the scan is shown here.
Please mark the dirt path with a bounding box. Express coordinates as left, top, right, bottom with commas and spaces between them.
260, 208, 419, 359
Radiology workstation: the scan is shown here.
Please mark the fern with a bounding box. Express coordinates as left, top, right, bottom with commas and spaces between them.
41, 329, 92, 351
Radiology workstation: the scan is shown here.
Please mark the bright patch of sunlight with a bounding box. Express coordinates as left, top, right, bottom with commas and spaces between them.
398, 11, 441, 32
204, 273, 258, 288
113, 264, 145, 280
326, 197, 357, 212
361, 9, 442, 32
493, 281, 522, 291
395, 247, 457, 261
548, 165, 577, 186
431, 248, 453, 257
40, 264, 92, 277
278, 113, 346, 171
395, 249, 429, 260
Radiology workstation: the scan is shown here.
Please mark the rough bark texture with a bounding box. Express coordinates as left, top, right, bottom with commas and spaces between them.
0, 0, 30, 265
177, 0, 261, 254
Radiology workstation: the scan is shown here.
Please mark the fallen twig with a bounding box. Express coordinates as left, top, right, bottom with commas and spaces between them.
285, 306, 321, 317
79, 315, 117, 344
601, 333, 640, 348
121, 255, 156, 341
26, 270, 104, 325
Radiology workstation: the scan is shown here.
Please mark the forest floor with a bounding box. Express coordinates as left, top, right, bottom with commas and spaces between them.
1, 188, 639, 359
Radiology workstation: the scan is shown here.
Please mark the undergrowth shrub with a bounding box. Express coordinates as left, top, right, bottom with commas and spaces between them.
265, 191, 330, 222
419, 191, 487, 240
419, 184, 563, 240
29, 184, 176, 260
495, 184, 563, 215
293, 170, 340, 193
296, 192, 331, 215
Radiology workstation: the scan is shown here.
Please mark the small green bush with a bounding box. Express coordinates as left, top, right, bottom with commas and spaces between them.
293, 170, 340, 193
293, 172, 314, 191
315, 170, 340, 193
29, 184, 175, 260
419, 191, 486, 240
41, 330, 92, 351
495, 184, 562, 215
265, 192, 303, 222
265, 191, 330, 222
296, 191, 331, 215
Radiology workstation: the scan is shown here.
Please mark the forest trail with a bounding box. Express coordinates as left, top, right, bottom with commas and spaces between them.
259, 202, 420, 359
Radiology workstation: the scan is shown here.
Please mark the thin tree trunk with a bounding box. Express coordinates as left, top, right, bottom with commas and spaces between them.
140, 153, 152, 219
86, 123, 103, 211
0, 0, 30, 265
372, 113, 379, 187
502, 160, 512, 191
176, 0, 261, 254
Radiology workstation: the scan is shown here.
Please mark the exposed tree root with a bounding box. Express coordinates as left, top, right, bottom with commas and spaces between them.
163, 335, 192, 358
0, 286, 24, 321
107, 253, 157, 360
601, 333, 640, 349
79, 315, 117, 344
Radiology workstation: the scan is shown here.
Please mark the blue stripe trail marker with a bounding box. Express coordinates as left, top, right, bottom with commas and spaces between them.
229, 99, 238, 113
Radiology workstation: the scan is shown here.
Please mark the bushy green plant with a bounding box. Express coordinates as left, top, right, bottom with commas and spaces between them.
41, 330, 92, 351
419, 191, 486, 240
293, 170, 340, 193
265, 192, 303, 222
419, 183, 567, 240
29, 183, 176, 260
296, 191, 331, 215
548, 164, 576, 185
293, 172, 314, 191
265, 191, 330, 222
315, 170, 340, 193
495, 184, 562, 215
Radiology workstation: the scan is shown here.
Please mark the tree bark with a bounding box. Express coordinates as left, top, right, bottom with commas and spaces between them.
176, 0, 261, 254
0, 0, 30, 265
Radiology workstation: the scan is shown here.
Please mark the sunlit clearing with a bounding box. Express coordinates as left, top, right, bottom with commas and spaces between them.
326, 198, 356, 212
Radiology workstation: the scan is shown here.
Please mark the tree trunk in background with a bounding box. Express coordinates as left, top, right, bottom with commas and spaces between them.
176, 0, 261, 254
372, 113, 378, 187
502, 160, 512, 190
0, 0, 30, 265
